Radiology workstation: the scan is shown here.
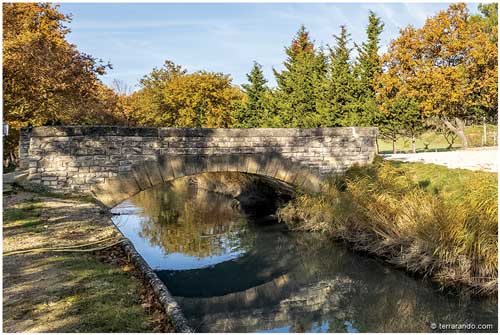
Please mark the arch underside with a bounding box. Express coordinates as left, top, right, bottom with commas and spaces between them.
91, 153, 324, 208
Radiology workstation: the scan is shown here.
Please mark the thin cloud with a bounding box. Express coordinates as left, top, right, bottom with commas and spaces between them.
59, 2, 480, 89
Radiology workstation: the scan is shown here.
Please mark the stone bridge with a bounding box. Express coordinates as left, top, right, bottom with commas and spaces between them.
19, 126, 378, 207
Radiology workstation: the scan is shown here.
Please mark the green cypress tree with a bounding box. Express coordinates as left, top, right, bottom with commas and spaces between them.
237, 61, 269, 128
323, 25, 356, 126
273, 25, 327, 127
353, 11, 384, 126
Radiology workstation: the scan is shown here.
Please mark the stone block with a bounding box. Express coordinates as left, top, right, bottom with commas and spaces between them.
289, 168, 311, 188
301, 173, 323, 193
225, 154, 243, 172
183, 155, 202, 176
245, 156, 261, 174
122, 146, 142, 155
262, 155, 284, 179
206, 155, 226, 173
141, 160, 163, 186
169, 156, 186, 179
157, 155, 175, 182
131, 164, 153, 190
91, 172, 141, 208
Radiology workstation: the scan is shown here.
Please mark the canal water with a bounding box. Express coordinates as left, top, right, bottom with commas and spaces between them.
111, 178, 497, 333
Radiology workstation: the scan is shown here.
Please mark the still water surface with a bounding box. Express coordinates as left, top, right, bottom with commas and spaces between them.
111, 180, 497, 333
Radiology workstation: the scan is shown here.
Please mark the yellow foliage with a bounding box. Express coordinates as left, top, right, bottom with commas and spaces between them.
3, 3, 119, 128
377, 3, 497, 121
127, 68, 244, 128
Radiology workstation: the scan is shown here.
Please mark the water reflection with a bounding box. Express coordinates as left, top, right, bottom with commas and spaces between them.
112, 179, 251, 269
112, 175, 497, 333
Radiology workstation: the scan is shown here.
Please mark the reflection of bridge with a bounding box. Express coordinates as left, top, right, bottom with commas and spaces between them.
154, 228, 355, 332
175, 274, 354, 333
158, 232, 496, 333
20, 126, 377, 207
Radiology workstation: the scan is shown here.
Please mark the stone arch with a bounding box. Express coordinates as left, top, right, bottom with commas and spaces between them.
91, 153, 323, 208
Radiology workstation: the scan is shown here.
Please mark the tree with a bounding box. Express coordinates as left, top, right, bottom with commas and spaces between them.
2, 3, 114, 128
237, 62, 270, 128
323, 25, 356, 126
130, 60, 187, 125
163, 71, 244, 128
273, 25, 327, 127
393, 97, 424, 153
110, 79, 136, 126
2, 3, 120, 167
353, 11, 384, 126
475, 2, 498, 42
379, 3, 497, 149
129, 61, 244, 128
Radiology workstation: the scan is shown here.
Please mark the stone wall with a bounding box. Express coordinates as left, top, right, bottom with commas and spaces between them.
20, 126, 377, 205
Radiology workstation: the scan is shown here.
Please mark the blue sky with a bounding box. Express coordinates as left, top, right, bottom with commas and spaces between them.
57, 2, 480, 90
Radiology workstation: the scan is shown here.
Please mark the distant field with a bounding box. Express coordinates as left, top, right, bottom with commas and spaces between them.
378, 125, 498, 154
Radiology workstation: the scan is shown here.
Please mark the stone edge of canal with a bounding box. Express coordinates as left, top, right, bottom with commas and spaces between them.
113, 218, 194, 332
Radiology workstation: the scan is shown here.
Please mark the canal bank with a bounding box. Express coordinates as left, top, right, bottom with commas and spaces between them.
4, 164, 497, 332
110, 173, 497, 332
2, 186, 177, 332
279, 158, 498, 296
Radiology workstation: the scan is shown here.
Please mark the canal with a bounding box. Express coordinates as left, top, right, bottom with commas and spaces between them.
111, 174, 497, 333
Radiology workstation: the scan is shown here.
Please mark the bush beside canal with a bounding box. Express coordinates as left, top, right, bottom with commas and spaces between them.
278, 158, 498, 295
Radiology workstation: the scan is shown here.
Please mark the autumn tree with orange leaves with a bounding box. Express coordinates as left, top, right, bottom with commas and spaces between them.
377, 3, 498, 149
2, 3, 123, 166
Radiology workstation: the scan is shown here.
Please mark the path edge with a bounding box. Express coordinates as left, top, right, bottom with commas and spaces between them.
119, 237, 194, 333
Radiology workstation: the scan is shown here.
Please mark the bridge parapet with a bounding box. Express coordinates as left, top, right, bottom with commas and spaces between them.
20, 126, 377, 207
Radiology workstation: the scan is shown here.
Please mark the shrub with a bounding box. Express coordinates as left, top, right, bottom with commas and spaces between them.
278, 159, 498, 295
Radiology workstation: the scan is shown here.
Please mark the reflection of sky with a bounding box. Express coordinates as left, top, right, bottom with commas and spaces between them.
112, 200, 245, 270
257, 320, 333, 333
256, 325, 291, 333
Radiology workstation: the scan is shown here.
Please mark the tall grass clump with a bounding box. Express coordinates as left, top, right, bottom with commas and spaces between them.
278, 158, 498, 295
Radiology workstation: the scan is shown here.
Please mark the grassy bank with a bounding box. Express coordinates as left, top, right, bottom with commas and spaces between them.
3, 190, 174, 332
278, 158, 498, 295
378, 125, 498, 153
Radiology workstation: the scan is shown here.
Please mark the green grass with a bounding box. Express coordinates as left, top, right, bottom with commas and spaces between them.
47, 254, 155, 332
378, 125, 498, 153
3, 200, 44, 232
3, 195, 167, 332
279, 158, 498, 295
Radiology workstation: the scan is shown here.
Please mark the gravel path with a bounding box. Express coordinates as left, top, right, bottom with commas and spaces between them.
382, 147, 498, 172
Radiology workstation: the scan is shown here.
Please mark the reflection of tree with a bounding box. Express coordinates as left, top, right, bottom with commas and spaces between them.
128, 177, 252, 258
126, 175, 496, 333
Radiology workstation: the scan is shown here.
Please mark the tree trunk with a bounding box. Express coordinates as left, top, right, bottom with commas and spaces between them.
442, 117, 469, 149
392, 135, 396, 154
482, 116, 487, 146
375, 135, 380, 154
411, 134, 416, 153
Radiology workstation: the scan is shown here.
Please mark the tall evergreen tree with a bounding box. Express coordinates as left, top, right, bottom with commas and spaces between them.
324, 25, 356, 126
273, 25, 327, 127
238, 61, 269, 128
353, 11, 384, 126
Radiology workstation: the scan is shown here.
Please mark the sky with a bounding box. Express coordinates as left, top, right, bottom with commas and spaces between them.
57, 2, 481, 90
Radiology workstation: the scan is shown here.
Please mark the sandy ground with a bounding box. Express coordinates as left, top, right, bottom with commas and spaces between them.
382, 147, 498, 172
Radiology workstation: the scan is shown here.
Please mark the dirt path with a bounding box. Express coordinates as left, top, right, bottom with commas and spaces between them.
3, 188, 174, 333
382, 147, 498, 172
